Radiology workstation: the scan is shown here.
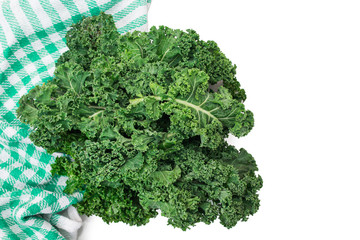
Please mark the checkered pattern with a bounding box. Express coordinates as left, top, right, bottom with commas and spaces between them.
0, 0, 151, 239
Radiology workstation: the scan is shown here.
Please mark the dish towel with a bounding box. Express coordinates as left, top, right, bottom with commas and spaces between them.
0, 0, 151, 239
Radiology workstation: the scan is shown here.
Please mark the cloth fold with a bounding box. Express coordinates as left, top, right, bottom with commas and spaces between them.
0, 0, 151, 239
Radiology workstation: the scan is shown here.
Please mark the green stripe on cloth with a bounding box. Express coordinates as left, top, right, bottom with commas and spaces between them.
0, 0, 151, 239
112, 0, 147, 21
118, 14, 148, 34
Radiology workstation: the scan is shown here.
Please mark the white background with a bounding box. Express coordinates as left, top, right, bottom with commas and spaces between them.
79, 1, 360, 239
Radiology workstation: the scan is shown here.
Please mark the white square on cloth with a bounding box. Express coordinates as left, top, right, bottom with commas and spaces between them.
14, 49, 26, 60
0, 150, 10, 162
24, 63, 37, 75
31, 40, 44, 51
0, 169, 10, 180
49, 33, 62, 42
18, 87, 28, 97
9, 225, 23, 234
4, 99, 16, 111
23, 169, 36, 179
42, 55, 54, 66
4, 126, 16, 138
58, 196, 70, 208
8, 74, 21, 85
14, 181, 26, 190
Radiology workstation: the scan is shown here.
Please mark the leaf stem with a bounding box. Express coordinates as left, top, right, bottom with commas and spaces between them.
88, 105, 106, 110
89, 110, 104, 118
129, 95, 217, 121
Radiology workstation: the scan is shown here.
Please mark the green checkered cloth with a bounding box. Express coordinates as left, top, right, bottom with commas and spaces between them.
0, 0, 151, 239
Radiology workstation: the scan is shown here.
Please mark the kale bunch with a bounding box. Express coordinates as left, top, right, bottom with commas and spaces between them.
17, 13, 262, 230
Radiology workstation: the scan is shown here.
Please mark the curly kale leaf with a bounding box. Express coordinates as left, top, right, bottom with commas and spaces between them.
127, 68, 254, 148
139, 144, 262, 230
17, 12, 261, 230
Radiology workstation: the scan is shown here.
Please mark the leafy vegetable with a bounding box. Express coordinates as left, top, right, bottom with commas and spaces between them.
17, 12, 262, 230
